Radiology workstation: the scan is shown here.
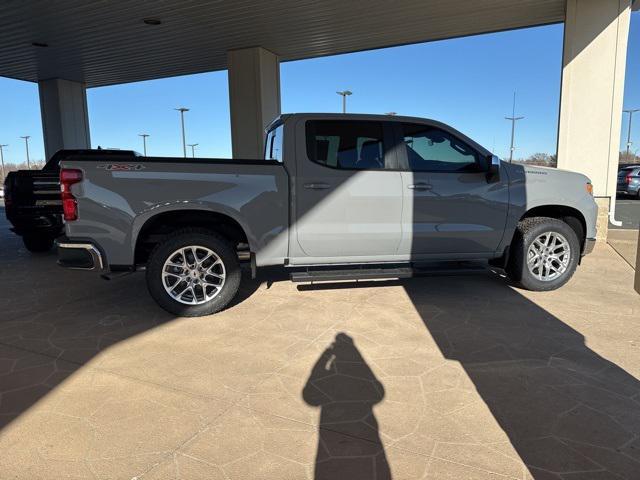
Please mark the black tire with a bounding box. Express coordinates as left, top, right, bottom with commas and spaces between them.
22, 234, 54, 253
506, 217, 580, 291
146, 228, 241, 316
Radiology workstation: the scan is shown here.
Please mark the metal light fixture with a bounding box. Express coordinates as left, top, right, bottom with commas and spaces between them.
336, 90, 352, 114
175, 108, 189, 158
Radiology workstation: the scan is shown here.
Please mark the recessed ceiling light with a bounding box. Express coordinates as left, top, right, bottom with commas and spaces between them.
143, 18, 161, 26
31, 42, 48, 47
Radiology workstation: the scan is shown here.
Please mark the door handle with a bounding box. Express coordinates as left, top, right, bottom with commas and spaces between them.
407, 183, 432, 191
304, 182, 331, 190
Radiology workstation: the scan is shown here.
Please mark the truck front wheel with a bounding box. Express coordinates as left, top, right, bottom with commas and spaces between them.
146, 228, 241, 316
506, 217, 580, 291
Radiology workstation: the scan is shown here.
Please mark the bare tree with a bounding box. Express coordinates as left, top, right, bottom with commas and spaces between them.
513, 153, 557, 168
0, 159, 46, 184
619, 151, 640, 166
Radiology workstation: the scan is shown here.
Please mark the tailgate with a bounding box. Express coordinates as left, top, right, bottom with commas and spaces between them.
5, 170, 62, 216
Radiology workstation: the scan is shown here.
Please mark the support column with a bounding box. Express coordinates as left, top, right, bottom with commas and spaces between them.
38, 78, 91, 159
636, 228, 640, 294
557, 0, 632, 241
228, 47, 281, 159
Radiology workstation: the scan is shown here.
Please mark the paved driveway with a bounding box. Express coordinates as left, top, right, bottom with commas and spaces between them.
1, 209, 640, 479
608, 229, 638, 270
608, 198, 639, 269
612, 198, 640, 230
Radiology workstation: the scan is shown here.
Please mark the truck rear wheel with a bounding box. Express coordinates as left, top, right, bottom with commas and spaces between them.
22, 234, 55, 253
506, 217, 580, 291
146, 228, 241, 316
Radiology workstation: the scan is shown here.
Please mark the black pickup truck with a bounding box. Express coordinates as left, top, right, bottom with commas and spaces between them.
3, 149, 131, 252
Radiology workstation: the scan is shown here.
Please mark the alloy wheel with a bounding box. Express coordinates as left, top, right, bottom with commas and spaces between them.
161, 245, 226, 304
526, 231, 571, 282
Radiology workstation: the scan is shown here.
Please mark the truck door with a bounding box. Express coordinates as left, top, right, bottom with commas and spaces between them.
396, 122, 509, 256
293, 119, 403, 259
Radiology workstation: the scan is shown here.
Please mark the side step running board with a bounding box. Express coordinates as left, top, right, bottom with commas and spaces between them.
290, 262, 487, 283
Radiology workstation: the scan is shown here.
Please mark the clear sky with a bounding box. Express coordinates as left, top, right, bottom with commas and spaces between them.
1, 13, 638, 164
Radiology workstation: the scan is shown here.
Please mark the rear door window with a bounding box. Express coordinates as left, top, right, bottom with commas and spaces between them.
306, 120, 387, 170
265, 125, 283, 162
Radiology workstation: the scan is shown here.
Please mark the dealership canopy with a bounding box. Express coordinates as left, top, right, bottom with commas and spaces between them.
0, 0, 569, 87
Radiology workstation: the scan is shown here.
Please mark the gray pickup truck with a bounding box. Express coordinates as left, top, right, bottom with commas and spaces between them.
57, 113, 597, 316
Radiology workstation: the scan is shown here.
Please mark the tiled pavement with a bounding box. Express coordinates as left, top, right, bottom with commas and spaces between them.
608, 228, 638, 270
1, 210, 640, 479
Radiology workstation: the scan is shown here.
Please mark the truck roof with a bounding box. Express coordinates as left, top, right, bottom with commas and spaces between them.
271, 113, 492, 157
277, 112, 444, 123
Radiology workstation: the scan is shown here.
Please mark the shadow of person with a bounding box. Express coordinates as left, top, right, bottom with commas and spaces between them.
303, 333, 392, 480
298, 273, 640, 479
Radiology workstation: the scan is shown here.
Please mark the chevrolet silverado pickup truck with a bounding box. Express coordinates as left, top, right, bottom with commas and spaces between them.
56, 113, 597, 316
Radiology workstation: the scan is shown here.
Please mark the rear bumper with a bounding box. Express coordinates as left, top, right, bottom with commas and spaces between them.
56, 238, 104, 271
6, 211, 63, 236
582, 237, 596, 257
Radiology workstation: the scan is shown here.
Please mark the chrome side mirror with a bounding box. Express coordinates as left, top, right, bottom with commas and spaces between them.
486, 155, 500, 183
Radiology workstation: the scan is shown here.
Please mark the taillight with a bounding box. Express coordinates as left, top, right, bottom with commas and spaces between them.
626, 173, 633, 185
60, 168, 83, 221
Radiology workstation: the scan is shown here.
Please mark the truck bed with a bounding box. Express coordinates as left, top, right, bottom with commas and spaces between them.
60, 154, 290, 268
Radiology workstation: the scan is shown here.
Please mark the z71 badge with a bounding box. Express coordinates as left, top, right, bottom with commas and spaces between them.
97, 164, 146, 171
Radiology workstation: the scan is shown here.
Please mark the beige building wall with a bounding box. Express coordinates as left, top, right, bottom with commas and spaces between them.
557, 0, 632, 240
636, 227, 640, 293
558, 0, 631, 197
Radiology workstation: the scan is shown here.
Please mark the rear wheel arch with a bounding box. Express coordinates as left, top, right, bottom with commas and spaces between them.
134, 209, 250, 266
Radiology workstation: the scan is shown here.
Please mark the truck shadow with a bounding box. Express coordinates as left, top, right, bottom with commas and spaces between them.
2, 242, 639, 479
0, 229, 261, 429
299, 275, 640, 479
3, 192, 639, 479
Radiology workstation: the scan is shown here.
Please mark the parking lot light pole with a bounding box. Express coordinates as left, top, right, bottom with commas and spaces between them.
505, 92, 524, 163
20, 136, 30, 169
187, 143, 198, 158
623, 109, 639, 158
336, 90, 352, 113
138, 133, 149, 156
0, 144, 7, 181
174, 107, 189, 158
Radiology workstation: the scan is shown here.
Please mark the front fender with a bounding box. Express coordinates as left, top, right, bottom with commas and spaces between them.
499, 163, 598, 251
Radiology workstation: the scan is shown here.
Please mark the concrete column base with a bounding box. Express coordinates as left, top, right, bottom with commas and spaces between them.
594, 196, 610, 242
